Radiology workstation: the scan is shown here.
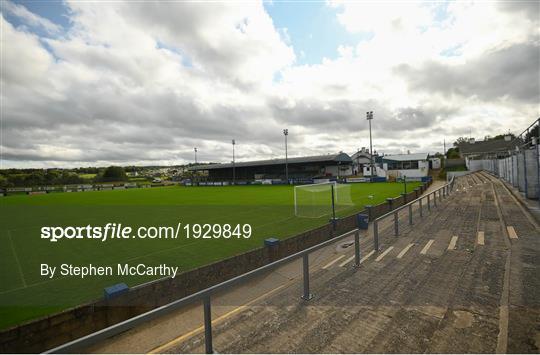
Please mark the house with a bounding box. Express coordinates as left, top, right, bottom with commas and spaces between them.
457, 136, 520, 169
350, 147, 374, 176
429, 157, 441, 170
380, 153, 430, 179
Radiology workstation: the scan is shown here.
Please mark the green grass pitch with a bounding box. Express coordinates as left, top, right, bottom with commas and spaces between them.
0, 182, 421, 329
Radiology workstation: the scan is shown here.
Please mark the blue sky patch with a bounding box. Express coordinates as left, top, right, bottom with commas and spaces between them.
264, 1, 368, 65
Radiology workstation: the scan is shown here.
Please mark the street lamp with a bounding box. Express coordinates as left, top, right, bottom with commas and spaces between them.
232, 139, 236, 185
194, 147, 198, 164
366, 111, 374, 178
283, 129, 289, 183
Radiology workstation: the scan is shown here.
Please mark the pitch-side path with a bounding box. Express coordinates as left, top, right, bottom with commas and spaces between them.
88, 173, 539, 353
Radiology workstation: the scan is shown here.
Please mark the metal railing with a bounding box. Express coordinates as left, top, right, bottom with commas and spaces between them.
372, 176, 456, 251
46, 228, 362, 354
46, 177, 459, 354
481, 118, 540, 204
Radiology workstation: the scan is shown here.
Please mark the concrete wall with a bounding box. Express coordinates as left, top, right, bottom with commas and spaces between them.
512, 154, 518, 187
324, 165, 353, 177
468, 159, 488, 171
430, 158, 441, 169
362, 165, 386, 178
383, 160, 429, 179
527, 149, 540, 199
0, 179, 433, 353
520, 149, 540, 199
445, 158, 466, 168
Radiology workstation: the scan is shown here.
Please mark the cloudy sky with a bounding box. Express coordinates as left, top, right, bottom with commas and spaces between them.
1, 0, 538, 168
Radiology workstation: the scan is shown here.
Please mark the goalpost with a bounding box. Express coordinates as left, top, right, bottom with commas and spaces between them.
294, 181, 354, 218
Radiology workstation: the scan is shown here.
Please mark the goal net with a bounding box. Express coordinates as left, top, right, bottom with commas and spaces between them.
294, 182, 354, 218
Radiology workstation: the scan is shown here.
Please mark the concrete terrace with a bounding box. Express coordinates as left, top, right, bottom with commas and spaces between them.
163, 172, 540, 353
88, 172, 539, 354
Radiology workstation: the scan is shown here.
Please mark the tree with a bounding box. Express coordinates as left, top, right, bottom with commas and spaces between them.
524, 124, 539, 144
446, 147, 461, 159
491, 133, 516, 141
61, 171, 84, 185
25, 171, 46, 186
0, 175, 11, 188
454, 137, 469, 146
100, 166, 128, 182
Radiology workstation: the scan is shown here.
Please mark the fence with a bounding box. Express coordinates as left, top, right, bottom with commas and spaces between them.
47, 228, 363, 354
43, 179, 439, 354
0, 178, 431, 353
469, 118, 540, 202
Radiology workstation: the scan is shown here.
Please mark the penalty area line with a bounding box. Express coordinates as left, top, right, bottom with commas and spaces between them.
8, 230, 27, 288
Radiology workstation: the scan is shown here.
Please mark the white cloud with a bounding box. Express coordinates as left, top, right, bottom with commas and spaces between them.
0, 15, 53, 87
1, 1, 538, 168
330, 1, 433, 35
0, 0, 62, 34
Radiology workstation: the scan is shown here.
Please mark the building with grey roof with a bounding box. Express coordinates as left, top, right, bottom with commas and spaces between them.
458, 136, 520, 159
350, 147, 374, 176
189, 153, 353, 181
378, 153, 430, 179
457, 136, 521, 170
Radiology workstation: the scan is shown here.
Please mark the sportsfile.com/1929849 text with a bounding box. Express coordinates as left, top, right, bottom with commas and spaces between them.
40, 222, 252, 242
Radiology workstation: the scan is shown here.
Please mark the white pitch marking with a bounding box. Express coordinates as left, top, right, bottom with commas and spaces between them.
448, 235, 458, 250
420, 239, 435, 255
8, 231, 27, 287
397, 243, 415, 259
375, 246, 394, 262
477, 231, 485, 245
507, 226, 518, 239
360, 250, 375, 263
322, 255, 345, 269
339, 255, 355, 267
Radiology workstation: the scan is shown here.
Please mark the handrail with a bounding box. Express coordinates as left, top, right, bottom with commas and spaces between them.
46, 227, 362, 353
511, 117, 539, 146
46, 177, 455, 354
375, 175, 454, 222
371, 175, 455, 251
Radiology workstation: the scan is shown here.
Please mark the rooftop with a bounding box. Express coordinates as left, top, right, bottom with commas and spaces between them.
381, 153, 429, 161
458, 138, 521, 155
189, 152, 352, 171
